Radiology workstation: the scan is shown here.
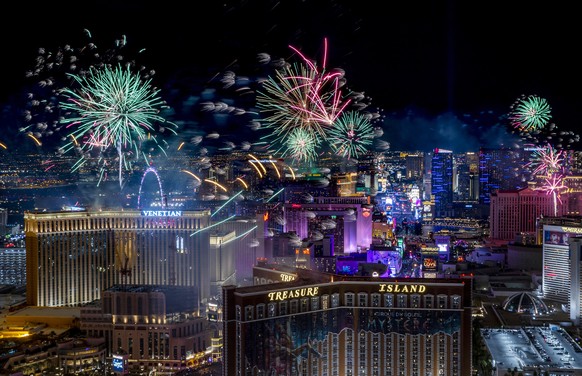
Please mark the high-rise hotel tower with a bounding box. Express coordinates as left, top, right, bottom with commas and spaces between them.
223, 267, 473, 376
25, 209, 211, 307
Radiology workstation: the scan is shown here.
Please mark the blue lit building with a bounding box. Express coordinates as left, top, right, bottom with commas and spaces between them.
431, 148, 454, 218
478, 147, 529, 205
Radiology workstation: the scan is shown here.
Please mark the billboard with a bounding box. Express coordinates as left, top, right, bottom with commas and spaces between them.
434, 235, 450, 261
367, 250, 402, 277
112, 354, 128, 374
544, 229, 572, 246
422, 256, 438, 271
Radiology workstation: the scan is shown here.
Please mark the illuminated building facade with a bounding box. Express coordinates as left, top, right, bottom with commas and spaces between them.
564, 175, 582, 216
478, 147, 529, 205
0, 248, 26, 286
421, 246, 439, 278
569, 236, 582, 325
223, 267, 473, 376
80, 285, 211, 374
25, 209, 210, 307
539, 217, 582, 311
490, 187, 563, 241
404, 152, 424, 179
453, 151, 479, 202
58, 338, 107, 374
209, 231, 237, 298
212, 212, 266, 285
431, 148, 454, 218
0, 207, 7, 234
283, 196, 373, 254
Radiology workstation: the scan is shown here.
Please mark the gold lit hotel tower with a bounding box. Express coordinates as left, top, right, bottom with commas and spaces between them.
25, 209, 210, 307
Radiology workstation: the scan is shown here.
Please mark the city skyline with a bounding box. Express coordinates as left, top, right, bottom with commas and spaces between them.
0, 1, 580, 156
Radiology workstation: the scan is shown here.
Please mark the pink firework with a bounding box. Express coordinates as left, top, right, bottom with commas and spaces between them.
527, 143, 565, 176
542, 174, 567, 200
287, 38, 351, 125
541, 174, 567, 216
257, 38, 351, 151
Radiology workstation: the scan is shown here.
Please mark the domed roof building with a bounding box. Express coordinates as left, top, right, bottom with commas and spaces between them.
501, 292, 550, 316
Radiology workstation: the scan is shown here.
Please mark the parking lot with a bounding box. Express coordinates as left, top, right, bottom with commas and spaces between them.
482, 326, 582, 375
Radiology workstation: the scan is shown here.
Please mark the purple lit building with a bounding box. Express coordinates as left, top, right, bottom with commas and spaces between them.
283, 196, 373, 254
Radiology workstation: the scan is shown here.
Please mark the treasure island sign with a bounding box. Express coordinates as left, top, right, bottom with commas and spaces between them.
267, 283, 428, 302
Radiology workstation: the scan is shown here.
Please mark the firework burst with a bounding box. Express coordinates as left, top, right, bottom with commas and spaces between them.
328, 111, 375, 159
58, 64, 176, 187
527, 143, 565, 176
21, 30, 154, 145
540, 174, 568, 216
509, 94, 552, 132
283, 127, 319, 163
526, 141, 571, 216
257, 38, 351, 157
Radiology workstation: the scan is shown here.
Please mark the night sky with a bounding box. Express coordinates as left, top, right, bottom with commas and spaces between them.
1, 1, 580, 153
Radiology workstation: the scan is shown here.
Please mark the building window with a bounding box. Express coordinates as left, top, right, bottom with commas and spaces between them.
371, 293, 381, 307
257, 304, 265, 319
384, 294, 394, 308
311, 296, 319, 311
424, 294, 434, 308
279, 301, 288, 315
396, 294, 407, 308
236, 305, 241, 321
331, 293, 340, 308
322, 294, 329, 310
268, 303, 276, 317
451, 295, 461, 309
345, 292, 355, 307
300, 297, 309, 312
290, 300, 298, 314
358, 292, 368, 307
411, 294, 420, 308
437, 295, 447, 309
245, 305, 254, 321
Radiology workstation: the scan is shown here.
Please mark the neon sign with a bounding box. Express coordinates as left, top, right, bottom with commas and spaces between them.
268, 287, 319, 301
378, 284, 426, 293
423, 258, 437, 269
112, 355, 125, 373
280, 273, 296, 282
141, 210, 182, 217
267, 283, 429, 301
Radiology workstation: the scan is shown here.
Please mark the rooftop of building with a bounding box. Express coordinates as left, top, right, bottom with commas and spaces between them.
105, 284, 198, 294
6, 306, 81, 318
243, 264, 471, 294
104, 284, 199, 314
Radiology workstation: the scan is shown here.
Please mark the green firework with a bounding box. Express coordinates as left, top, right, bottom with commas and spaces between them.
328, 111, 374, 159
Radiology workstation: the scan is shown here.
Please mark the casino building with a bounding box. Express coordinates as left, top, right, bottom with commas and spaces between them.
283, 196, 373, 255
25, 209, 211, 307
538, 216, 582, 322
223, 267, 473, 376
